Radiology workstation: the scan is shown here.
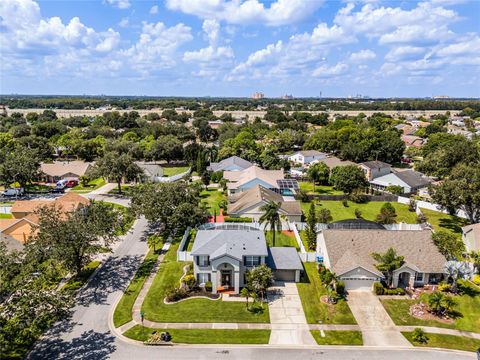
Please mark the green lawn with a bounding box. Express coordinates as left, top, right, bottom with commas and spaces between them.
0, 213, 12, 219
123, 325, 271, 344
265, 231, 299, 249
71, 177, 106, 193
420, 209, 469, 239
299, 230, 314, 251
381, 293, 480, 333
25, 183, 52, 193
311, 330, 363, 345
299, 182, 344, 195
297, 262, 357, 325
200, 188, 226, 215
62, 261, 101, 292
108, 185, 135, 196
162, 166, 190, 177
300, 200, 418, 223
142, 243, 269, 323
402, 332, 480, 353
103, 202, 135, 235
183, 229, 196, 252
113, 249, 160, 327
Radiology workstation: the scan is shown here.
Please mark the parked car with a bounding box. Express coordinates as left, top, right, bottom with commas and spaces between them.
66, 179, 78, 188
51, 186, 65, 193
56, 179, 68, 188
2, 188, 24, 197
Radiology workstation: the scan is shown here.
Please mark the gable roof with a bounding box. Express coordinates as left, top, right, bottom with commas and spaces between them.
208, 156, 253, 172
191, 229, 268, 260
394, 170, 432, 188
319, 156, 355, 168
224, 166, 284, 190
135, 162, 163, 177
321, 229, 446, 276
11, 193, 89, 215
40, 161, 92, 178
228, 185, 302, 216
462, 223, 480, 250
266, 247, 303, 270
292, 150, 324, 157
360, 160, 392, 169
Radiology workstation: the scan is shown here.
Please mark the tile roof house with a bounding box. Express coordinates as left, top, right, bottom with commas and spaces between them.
359, 161, 392, 181
462, 223, 480, 252
227, 185, 302, 222
401, 135, 426, 148
191, 228, 303, 293
288, 150, 326, 165
317, 229, 447, 290
370, 170, 432, 194
0, 215, 39, 251
207, 156, 253, 173
40, 161, 93, 183
224, 166, 284, 195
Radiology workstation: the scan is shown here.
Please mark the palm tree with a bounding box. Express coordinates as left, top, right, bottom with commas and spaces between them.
444, 261, 472, 294
371, 247, 404, 287
259, 201, 282, 247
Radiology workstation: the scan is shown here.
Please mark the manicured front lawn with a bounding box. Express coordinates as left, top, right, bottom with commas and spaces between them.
103, 202, 135, 235
311, 330, 363, 345
62, 261, 101, 292
297, 262, 356, 325
162, 166, 190, 177
142, 243, 269, 323
381, 293, 480, 333
265, 231, 299, 249
200, 188, 226, 215
71, 177, 106, 193
299, 182, 344, 195
300, 200, 417, 223
108, 185, 135, 196
123, 325, 271, 344
402, 332, 480, 352
420, 209, 469, 239
113, 249, 160, 327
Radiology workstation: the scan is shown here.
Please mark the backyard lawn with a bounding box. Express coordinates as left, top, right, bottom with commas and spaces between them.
381, 292, 480, 333
297, 262, 357, 325
71, 177, 106, 193
123, 325, 271, 344
141, 243, 270, 323
200, 188, 226, 215
162, 166, 190, 177
300, 200, 418, 223
0, 213, 12, 219
113, 249, 160, 327
402, 332, 480, 352
265, 231, 299, 249
311, 330, 363, 345
299, 182, 344, 195
420, 208, 468, 239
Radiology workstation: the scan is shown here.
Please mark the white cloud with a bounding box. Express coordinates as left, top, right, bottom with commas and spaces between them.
384, 46, 426, 61
183, 46, 234, 62
150, 5, 159, 15
312, 63, 348, 77
349, 49, 376, 62
165, 0, 323, 26
202, 19, 220, 47
118, 17, 129, 28
105, 0, 130, 9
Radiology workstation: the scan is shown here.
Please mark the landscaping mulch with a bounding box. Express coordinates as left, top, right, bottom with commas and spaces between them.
409, 303, 454, 324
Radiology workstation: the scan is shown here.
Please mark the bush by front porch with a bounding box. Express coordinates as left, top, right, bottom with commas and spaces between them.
141, 243, 269, 323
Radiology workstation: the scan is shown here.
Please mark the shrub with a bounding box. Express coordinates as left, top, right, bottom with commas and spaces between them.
224, 216, 253, 223
349, 191, 368, 203
298, 190, 310, 202
386, 185, 404, 195
457, 279, 480, 296
165, 287, 188, 302
473, 274, 480, 286
354, 208, 362, 218
205, 281, 213, 292
336, 281, 345, 296
183, 274, 196, 290
383, 288, 405, 295
342, 199, 348, 207
210, 171, 223, 183
416, 213, 428, 224
438, 282, 451, 292
408, 199, 417, 212
412, 328, 429, 344
373, 282, 384, 295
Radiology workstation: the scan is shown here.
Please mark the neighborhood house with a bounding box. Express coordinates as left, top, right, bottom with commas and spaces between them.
224, 166, 284, 195
370, 170, 432, 194
207, 156, 253, 173
288, 150, 326, 166
40, 161, 93, 183
359, 161, 392, 181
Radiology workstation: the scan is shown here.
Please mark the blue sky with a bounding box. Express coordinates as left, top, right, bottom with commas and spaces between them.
1, 0, 479, 97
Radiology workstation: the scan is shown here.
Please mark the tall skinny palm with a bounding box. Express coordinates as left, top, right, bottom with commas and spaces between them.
260, 201, 282, 247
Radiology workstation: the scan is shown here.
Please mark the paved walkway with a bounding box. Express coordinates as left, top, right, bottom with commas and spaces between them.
267, 282, 316, 345
87, 182, 117, 195
348, 291, 412, 347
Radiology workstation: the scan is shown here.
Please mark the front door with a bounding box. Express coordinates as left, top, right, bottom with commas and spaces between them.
221, 271, 231, 287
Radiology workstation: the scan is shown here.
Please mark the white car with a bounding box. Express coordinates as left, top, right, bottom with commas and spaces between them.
2, 188, 24, 197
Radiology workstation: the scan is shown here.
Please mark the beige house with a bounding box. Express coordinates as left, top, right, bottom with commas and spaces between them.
317, 225, 446, 291
41, 161, 93, 183
359, 161, 392, 181
462, 223, 480, 252
0, 214, 38, 251
318, 156, 355, 169
224, 166, 284, 195
227, 185, 302, 222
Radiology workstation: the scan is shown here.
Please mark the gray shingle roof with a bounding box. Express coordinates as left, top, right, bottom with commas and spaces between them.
266, 247, 303, 270
360, 160, 392, 169
394, 170, 432, 188
191, 229, 268, 260
208, 156, 253, 172
322, 229, 446, 276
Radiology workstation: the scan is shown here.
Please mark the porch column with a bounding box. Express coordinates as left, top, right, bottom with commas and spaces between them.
211, 270, 217, 294
234, 271, 240, 294
409, 273, 415, 289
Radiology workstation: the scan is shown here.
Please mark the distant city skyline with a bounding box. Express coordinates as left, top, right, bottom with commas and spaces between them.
1, 0, 479, 98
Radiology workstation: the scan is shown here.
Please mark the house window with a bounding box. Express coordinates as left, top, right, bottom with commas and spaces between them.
415, 273, 424, 282
244, 256, 260, 267
197, 273, 210, 285
197, 256, 210, 267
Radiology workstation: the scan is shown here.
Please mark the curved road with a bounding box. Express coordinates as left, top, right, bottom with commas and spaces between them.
27, 195, 476, 360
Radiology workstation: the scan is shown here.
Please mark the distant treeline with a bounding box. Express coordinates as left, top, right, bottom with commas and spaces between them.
1, 96, 479, 111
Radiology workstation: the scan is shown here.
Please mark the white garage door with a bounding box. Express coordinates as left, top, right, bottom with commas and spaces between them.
275, 270, 296, 282
342, 277, 375, 291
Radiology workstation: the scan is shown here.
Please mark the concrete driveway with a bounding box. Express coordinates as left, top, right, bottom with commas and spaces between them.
267, 282, 316, 345
347, 291, 412, 347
